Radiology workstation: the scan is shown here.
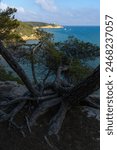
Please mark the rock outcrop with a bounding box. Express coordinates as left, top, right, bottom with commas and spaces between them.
0, 81, 28, 100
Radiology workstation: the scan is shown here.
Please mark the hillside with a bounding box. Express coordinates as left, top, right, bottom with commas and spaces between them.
16, 22, 35, 36
24, 21, 53, 27
14, 21, 37, 40
15, 21, 63, 40
24, 21, 63, 28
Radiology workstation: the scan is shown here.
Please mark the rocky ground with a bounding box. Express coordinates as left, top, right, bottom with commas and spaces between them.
0, 81, 100, 150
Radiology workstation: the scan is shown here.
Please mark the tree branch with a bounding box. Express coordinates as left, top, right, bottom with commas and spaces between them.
0, 41, 40, 97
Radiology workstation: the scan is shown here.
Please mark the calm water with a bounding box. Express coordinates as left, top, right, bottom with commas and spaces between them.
44, 26, 100, 46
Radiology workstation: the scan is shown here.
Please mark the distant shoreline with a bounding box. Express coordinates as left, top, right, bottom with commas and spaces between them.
21, 25, 63, 41
33, 25, 64, 29
21, 35, 38, 41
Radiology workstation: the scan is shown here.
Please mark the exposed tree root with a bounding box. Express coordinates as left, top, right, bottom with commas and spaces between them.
0, 41, 100, 137
0, 71, 99, 137
44, 135, 60, 150
29, 97, 62, 127
48, 102, 69, 136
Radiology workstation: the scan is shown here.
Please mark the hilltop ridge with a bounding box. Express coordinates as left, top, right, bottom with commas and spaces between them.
24, 21, 63, 28
15, 21, 63, 40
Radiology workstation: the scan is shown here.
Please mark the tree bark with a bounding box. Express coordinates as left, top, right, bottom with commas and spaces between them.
0, 41, 39, 97
64, 65, 100, 105
30, 48, 38, 84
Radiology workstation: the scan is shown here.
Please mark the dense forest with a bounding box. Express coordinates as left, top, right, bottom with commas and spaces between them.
0, 7, 100, 150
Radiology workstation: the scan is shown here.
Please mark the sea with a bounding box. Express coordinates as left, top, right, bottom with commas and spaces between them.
0, 26, 100, 79
43, 26, 100, 46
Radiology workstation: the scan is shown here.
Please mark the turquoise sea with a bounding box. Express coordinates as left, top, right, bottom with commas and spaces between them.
44, 26, 100, 46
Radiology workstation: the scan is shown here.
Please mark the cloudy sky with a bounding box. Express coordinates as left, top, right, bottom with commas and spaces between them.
0, 0, 100, 26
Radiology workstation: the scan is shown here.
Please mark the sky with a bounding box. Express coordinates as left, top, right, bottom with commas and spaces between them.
0, 0, 100, 26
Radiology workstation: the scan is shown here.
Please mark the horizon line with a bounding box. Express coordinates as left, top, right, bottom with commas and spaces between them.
22, 21, 100, 27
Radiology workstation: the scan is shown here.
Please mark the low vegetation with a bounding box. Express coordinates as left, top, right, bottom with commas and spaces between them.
24, 21, 59, 27
16, 22, 35, 37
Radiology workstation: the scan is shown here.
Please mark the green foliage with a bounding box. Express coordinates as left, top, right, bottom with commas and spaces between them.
15, 21, 35, 36
0, 65, 22, 83
58, 36, 99, 60
44, 42, 63, 70
35, 29, 54, 41
56, 37, 99, 82
43, 36, 99, 82
17, 29, 54, 64
0, 7, 21, 42
24, 21, 58, 27
68, 60, 93, 82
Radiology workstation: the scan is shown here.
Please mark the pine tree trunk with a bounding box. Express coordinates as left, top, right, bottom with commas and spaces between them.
0, 41, 39, 97
30, 49, 38, 84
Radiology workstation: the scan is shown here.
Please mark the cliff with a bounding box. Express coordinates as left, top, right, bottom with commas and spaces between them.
16, 21, 63, 40
33, 25, 63, 29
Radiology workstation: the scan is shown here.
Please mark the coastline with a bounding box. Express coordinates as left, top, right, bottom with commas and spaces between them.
21, 35, 38, 41
21, 25, 64, 41
33, 25, 64, 30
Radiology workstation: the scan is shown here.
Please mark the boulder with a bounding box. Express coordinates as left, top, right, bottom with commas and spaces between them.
0, 81, 28, 100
